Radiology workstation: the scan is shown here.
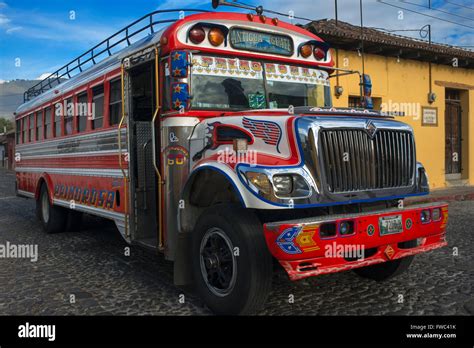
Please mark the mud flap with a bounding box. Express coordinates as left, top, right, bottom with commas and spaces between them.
173, 232, 193, 286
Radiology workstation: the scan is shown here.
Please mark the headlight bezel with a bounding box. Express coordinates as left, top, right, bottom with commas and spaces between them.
240, 166, 313, 201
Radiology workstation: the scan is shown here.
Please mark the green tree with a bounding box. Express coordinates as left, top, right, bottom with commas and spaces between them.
0, 117, 14, 133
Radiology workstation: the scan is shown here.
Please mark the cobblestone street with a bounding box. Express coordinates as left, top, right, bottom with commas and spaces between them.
0, 168, 473, 315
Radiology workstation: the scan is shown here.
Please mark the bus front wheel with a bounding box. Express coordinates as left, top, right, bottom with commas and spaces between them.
191, 204, 273, 315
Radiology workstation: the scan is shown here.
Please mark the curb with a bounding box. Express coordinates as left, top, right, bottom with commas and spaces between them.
406, 192, 474, 205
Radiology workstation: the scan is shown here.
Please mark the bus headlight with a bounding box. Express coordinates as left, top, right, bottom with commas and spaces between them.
273, 175, 293, 195
245, 172, 272, 195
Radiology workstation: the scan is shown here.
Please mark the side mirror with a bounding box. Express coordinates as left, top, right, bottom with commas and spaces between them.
171, 82, 190, 111
169, 51, 190, 78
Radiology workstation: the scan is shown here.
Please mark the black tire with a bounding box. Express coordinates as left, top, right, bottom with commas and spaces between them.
65, 210, 83, 232
191, 204, 273, 315
37, 184, 67, 234
353, 240, 416, 281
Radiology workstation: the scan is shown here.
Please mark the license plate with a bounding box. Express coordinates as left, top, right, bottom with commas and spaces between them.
379, 215, 403, 236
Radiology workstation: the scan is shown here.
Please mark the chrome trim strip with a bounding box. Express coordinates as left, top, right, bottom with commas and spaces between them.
20, 150, 121, 159
16, 128, 126, 150
15, 167, 127, 178
16, 129, 128, 158
53, 198, 125, 221
17, 189, 35, 198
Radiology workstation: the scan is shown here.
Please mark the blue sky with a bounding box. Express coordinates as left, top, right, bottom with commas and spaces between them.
0, 0, 472, 81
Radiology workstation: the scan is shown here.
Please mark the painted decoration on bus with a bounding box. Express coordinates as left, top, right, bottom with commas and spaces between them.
242, 117, 282, 153
229, 28, 293, 56
165, 145, 189, 166
170, 51, 189, 77
171, 82, 189, 110
54, 184, 115, 210
276, 224, 321, 254
264, 63, 330, 85
192, 56, 263, 79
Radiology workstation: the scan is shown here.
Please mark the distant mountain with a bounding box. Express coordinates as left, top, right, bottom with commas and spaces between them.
0, 78, 70, 119
0, 80, 38, 119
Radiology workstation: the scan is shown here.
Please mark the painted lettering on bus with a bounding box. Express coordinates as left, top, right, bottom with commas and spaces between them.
54, 184, 115, 209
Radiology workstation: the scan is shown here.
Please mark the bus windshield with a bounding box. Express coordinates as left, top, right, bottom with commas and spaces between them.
190, 55, 331, 110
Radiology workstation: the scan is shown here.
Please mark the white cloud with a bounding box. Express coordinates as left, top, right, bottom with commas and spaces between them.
0, 13, 10, 26
36, 73, 53, 80
5, 25, 21, 34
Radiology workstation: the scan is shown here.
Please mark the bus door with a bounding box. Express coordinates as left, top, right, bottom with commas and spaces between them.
122, 46, 161, 250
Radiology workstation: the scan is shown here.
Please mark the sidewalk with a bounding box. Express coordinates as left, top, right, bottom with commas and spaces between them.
406, 185, 474, 205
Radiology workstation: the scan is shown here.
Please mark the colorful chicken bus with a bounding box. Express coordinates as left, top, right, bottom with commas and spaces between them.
14, 1, 448, 314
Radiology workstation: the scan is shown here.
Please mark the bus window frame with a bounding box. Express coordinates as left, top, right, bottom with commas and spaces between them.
186, 53, 331, 112
62, 93, 75, 136
22, 116, 27, 144
91, 82, 105, 130
28, 113, 35, 142
53, 99, 63, 138
35, 108, 44, 142
107, 76, 122, 127
76, 89, 89, 133
15, 119, 20, 145
44, 104, 53, 140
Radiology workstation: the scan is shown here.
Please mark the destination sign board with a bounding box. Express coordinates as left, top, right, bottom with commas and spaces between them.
229, 28, 293, 56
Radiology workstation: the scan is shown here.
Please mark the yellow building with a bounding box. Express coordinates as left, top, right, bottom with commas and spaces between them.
306, 19, 474, 189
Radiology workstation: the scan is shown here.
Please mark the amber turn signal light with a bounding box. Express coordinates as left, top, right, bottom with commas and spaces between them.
208, 27, 225, 46
300, 44, 312, 58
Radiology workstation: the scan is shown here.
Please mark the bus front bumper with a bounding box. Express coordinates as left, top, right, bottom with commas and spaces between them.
262, 202, 448, 281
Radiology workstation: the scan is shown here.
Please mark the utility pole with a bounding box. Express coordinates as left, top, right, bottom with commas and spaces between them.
428, 24, 433, 100
359, 0, 365, 105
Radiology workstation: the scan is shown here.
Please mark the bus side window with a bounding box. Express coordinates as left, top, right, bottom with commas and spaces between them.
64, 98, 74, 135
36, 111, 43, 141
109, 79, 121, 126
77, 92, 88, 132
16, 120, 20, 144
54, 103, 62, 137
44, 107, 52, 139
29, 114, 34, 142
22, 117, 27, 143
92, 85, 104, 129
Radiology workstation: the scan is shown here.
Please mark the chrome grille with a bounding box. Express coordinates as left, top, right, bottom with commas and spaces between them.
319, 129, 415, 193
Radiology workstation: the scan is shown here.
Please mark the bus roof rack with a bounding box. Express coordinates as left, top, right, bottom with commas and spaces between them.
24, 8, 211, 103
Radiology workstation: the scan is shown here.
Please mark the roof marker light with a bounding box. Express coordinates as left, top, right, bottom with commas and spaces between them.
300, 44, 312, 58
189, 25, 205, 44
208, 27, 225, 46
314, 47, 326, 60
